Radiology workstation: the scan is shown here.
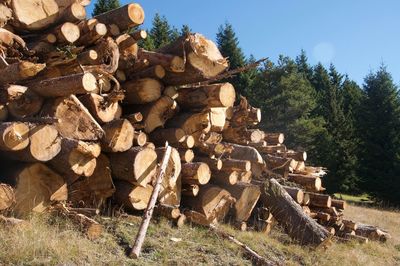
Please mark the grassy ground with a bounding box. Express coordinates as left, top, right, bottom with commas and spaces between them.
0, 205, 399, 265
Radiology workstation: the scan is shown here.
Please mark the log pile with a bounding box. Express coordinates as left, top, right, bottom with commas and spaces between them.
0, 0, 389, 250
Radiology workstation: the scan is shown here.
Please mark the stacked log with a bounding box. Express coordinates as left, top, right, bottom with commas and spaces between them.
0, 0, 388, 248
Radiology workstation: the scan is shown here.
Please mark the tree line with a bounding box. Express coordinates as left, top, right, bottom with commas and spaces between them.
92, 1, 400, 205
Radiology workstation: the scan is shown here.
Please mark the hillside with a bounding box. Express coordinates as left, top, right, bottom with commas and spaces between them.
0, 204, 398, 265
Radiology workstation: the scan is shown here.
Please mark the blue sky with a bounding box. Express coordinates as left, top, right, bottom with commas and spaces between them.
87, 0, 400, 86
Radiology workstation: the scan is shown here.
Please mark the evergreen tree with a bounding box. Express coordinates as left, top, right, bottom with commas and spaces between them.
359, 66, 400, 204
295, 49, 313, 81
92, 0, 120, 16
148, 13, 176, 50
216, 22, 249, 96
180, 24, 192, 36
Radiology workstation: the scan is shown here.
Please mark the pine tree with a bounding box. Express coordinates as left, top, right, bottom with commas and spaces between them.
180, 24, 192, 36
216, 22, 249, 96
92, 0, 120, 16
148, 13, 175, 50
359, 66, 400, 204
295, 49, 313, 81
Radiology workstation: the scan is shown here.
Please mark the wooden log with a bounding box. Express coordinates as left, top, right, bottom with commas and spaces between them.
4, 163, 67, 217
2, 85, 44, 119
342, 220, 358, 231
223, 127, 264, 145
307, 193, 332, 208
230, 96, 261, 127
0, 105, 7, 122
130, 145, 172, 259
41, 95, 104, 141
209, 107, 228, 132
178, 148, 194, 163
26, 72, 97, 98
94, 3, 145, 32
0, 4, 12, 27
137, 49, 185, 73
288, 174, 322, 192
210, 171, 239, 186
58, 2, 86, 23
154, 147, 181, 188
183, 185, 233, 221
0, 184, 15, 211
125, 112, 143, 124
79, 93, 120, 123
176, 214, 186, 228
239, 171, 252, 183
225, 182, 261, 222
184, 210, 214, 226
127, 96, 177, 133
150, 128, 186, 146
154, 204, 181, 220
264, 133, 285, 145
76, 23, 107, 47
257, 207, 273, 222
133, 131, 147, 147
302, 193, 310, 206
101, 119, 134, 153
10, 0, 59, 30
7, 124, 61, 162
48, 138, 99, 184
176, 83, 235, 109
114, 181, 153, 211
257, 145, 287, 154
355, 223, 391, 242
331, 199, 347, 210
255, 219, 275, 235
158, 33, 228, 85
0, 61, 45, 84
282, 186, 304, 204
166, 111, 210, 136
109, 147, 158, 187
196, 157, 222, 171
0, 215, 28, 227
181, 184, 199, 197
68, 154, 115, 207
181, 162, 211, 185
221, 159, 251, 172
260, 178, 331, 245
128, 65, 166, 80
286, 150, 307, 161
52, 22, 80, 44
0, 122, 30, 151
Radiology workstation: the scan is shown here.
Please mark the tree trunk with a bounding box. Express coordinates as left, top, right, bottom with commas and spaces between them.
355, 223, 390, 242
176, 83, 235, 109
93, 4, 145, 32
109, 147, 158, 187
26, 72, 97, 97
260, 178, 331, 246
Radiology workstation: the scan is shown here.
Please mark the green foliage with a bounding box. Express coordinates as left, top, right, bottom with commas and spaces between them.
92, 0, 120, 17
141, 13, 178, 50
180, 24, 192, 36
358, 66, 400, 204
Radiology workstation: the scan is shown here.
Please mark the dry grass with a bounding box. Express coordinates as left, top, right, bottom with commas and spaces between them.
0, 204, 399, 265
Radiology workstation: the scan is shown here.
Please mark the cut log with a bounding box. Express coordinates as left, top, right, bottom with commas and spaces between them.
154, 147, 181, 188
355, 223, 390, 242
176, 214, 186, 228
123, 78, 162, 104
109, 147, 158, 187
79, 93, 120, 123
221, 159, 251, 172
181, 162, 211, 185
48, 138, 99, 184
0, 105, 7, 121
230, 96, 261, 127
264, 133, 285, 145
0, 122, 30, 151
41, 95, 104, 141
183, 185, 233, 221
342, 220, 358, 231
133, 131, 147, 147
0, 61, 46, 84
0, 4, 12, 27
154, 204, 181, 220
8, 163, 67, 217
178, 149, 194, 163
11, 0, 59, 30
302, 193, 310, 206
166, 112, 211, 136
124, 112, 143, 124
2, 85, 44, 119
101, 119, 134, 153
114, 180, 153, 211
257, 145, 287, 154
331, 199, 347, 210
8, 124, 61, 162
225, 182, 261, 222
288, 174, 322, 192
239, 171, 252, 183
209, 107, 228, 132
176, 83, 235, 109
76, 23, 107, 47
137, 49, 185, 73
196, 157, 222, 171
149, 128, 185, 146
286, 150, 307, 161
182, 184, 199, 197
158, 33, 228, 85
58, 2, 86, 23
68, 154, 115, 208
94, 3, 145, 32
260, 178, 331, 245
128, 65, 166, 80
0, 184, 15, 211
307, 193, 332, 208
282, 186, 304, 204
210, 171, 239, 186
52, 22, 80, 44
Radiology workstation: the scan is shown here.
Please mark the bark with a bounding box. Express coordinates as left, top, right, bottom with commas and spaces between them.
2, 85, 44, 119
181, 162, 211, 185
137, 49, 185, 73
210, 171, 239, 186
166, 112, 211, 135
0, 184, 15, 211
355, 223, 390, 242
0, 61, 45, 84
282, 186, 304, 204
225, 182, 261, 222
264, 133, 285, 145
288, 174, 322, 192
76, 23, 107, 47
149, 128, 186, 146
128, 65, 165, 80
